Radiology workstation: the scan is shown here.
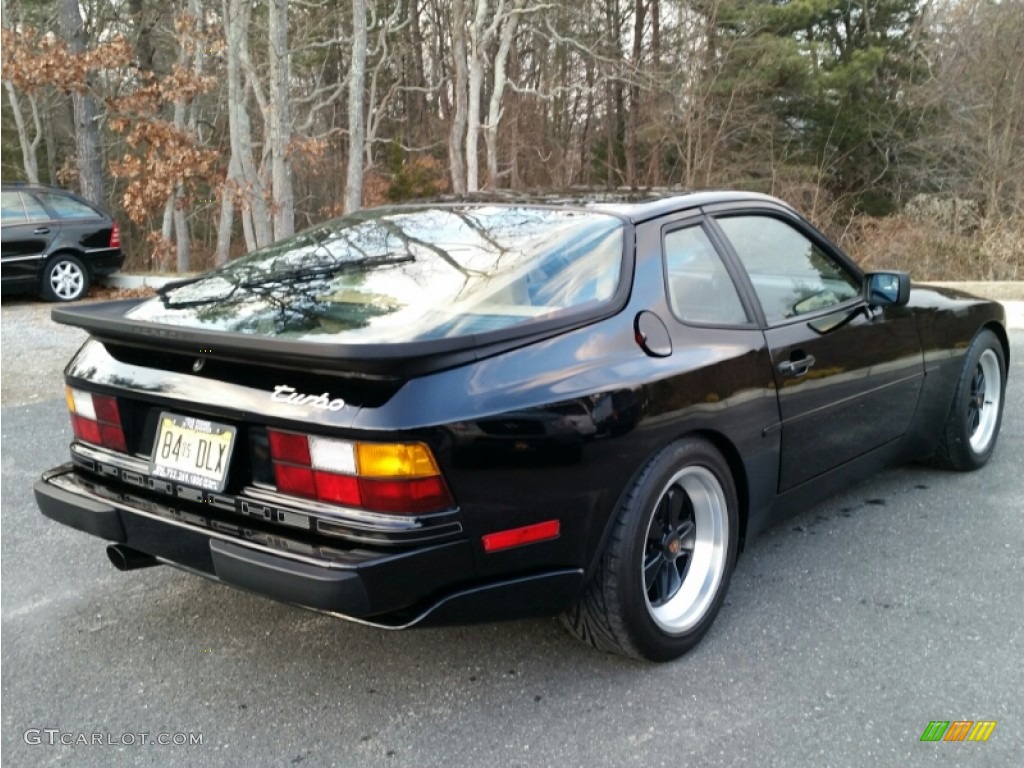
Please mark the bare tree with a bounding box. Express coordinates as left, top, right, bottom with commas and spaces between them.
345, 0, 369, 212
448, 0, 470, 194
56, 0, 105, 204
451, 0, 534, 192
911, 0, 1024, 219
269, 0, 295, 237
127, 0, 157, 73
3, 82, 42, 183
159, 0, 207, 273
624, 0, 645, 188
484, 1, 526, 188
218, 0, 272, 258
1, 0, 41, 183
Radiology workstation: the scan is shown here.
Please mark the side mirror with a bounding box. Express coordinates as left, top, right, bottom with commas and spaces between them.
865, 271, 910, 308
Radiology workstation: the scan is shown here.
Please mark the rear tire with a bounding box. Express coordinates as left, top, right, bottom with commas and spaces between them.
40, 253, 90, 302
561, 437, 738, 661
932, 329, 1006, 471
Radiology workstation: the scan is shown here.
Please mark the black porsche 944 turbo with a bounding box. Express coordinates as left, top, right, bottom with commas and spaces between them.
35, 191, 1009, 661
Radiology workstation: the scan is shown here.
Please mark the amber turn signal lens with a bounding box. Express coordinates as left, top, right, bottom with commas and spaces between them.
356, 443, 440, 478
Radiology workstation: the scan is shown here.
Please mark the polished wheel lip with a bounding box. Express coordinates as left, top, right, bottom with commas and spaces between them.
50, 260, 85, 300
967, 348, 1001, 454
641, 465, 728, 635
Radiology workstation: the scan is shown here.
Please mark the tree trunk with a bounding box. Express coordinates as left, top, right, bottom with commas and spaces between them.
223, 0, 249, 253
57, 0, 105, 205
174, 187, 189, 272
345, 0, 368, 213
405, 0, 430, 143
4, 82, 41, 183
625, 0, 645, 189
268, 0, 294, 237
216, 0, 239, 263
448, 0, 469, 194
223, 0, 271, 249
645, 0, 661, 185
127, 0, 155, 74
215, 189, 235, 266
582, 52, 595, 187
485, 4, 523, 189
162, 189, 174, 237
43, 96, 58, 183
464, 0, 490, 192
237, 2, 272, 248
165, 8, 194, 273
603, 0, 621, 188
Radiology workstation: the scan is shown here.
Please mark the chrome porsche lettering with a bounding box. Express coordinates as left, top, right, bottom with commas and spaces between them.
271, 384, 346, 412
129, 325, 185, 340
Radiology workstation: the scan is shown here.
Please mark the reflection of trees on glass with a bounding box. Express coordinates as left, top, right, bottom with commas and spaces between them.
125, 206, 624, 344
717, 215, 860, 323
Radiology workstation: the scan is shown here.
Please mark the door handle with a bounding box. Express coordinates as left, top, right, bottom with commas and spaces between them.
778, 354, 816, 377
33, 227, 50, 235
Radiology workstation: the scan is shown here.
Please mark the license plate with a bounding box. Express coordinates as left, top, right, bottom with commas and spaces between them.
149, 413, 236, 493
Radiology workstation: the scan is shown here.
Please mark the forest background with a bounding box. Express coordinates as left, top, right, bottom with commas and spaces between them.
2, 0, 1022, 279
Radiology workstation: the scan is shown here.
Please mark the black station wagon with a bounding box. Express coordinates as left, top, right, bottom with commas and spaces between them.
1, 184, 123, 302
35, 191, 1008, 661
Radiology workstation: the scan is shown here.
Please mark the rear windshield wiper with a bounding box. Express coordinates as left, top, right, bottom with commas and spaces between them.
156, 254, 415, 309
238, 254, 414, 289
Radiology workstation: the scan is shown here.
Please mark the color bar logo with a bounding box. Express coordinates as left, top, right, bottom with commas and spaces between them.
920, 720, 997, 742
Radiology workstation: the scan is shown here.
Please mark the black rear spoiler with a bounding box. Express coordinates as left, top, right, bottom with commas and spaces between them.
50, 299, 605, 379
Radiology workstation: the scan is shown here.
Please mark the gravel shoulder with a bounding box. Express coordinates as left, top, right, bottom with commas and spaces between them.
0, 298, 88, 406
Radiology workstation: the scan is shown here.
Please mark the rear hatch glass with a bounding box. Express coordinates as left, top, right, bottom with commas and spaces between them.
126, 206, 625, 343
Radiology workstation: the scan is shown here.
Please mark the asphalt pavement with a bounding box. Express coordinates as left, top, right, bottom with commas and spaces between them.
1, 299, 1022, 768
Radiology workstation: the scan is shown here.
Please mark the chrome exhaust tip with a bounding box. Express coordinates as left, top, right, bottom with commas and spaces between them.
106, 544, 160, 571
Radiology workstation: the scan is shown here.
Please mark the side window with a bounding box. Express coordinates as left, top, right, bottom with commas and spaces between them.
717, 215, 860, 324
21, 193, 51, 222
35, 192, 101, 220
664, 224, 748, 325
1, 191, 27, 224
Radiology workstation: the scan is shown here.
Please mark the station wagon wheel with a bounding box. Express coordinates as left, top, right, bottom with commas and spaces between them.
41, 254, 90, 302
934, 329, 1006, 471
561, 438, 738, 661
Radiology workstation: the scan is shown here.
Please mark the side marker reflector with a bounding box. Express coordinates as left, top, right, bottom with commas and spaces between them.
482, 520, 561, 553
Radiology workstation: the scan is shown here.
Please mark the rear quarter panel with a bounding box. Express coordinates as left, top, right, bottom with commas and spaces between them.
355, 217, 780, 582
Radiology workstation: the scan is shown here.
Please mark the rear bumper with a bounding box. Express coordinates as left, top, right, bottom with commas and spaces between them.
86, 249, 124, 276
35, 465, 584, 626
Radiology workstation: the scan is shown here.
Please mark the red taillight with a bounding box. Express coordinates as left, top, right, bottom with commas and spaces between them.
273, 463, 316, 497
315, 472, 361, 506
99, 423, 127, 452
266, 429, 453, 514
268, 430, 310, 465
359, 477, 450, 514
67, 388, 127, 452
93, 395, 121, 425
482, 520, 561, 553
71, 413, 101, 444
109, 222, 121, 249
